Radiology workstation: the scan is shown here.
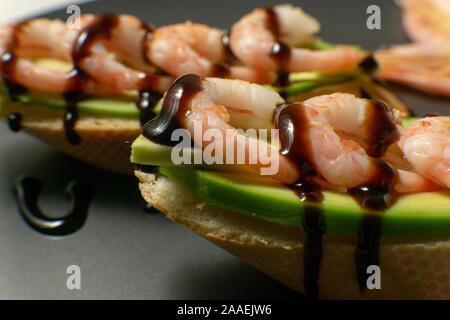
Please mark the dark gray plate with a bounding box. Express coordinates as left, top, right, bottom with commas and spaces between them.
0, 0, 448, 299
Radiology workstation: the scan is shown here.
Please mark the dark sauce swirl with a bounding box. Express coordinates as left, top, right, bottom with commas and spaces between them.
64, 13, 121, 145
359, 54, 379, 73
137, 91, 162, 125
264, 8, 292, 96
348, 160, 395, 290
142, 73, 203, 146
221, 33, 238, 65
210, 33, 240, 78
274, 102, 325, 299
141, 22, 155, 65
7, 112, 22, 132
363, 100, 400, 158
15, 177, 93, 236
274, 100, 399, 297
293, 182, 325, 299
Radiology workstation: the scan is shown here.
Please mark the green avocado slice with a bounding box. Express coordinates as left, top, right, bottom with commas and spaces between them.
1, 70, 355, 118
131, 117, 450, 238
0, 85, 141, 118
157, 165, 450, 237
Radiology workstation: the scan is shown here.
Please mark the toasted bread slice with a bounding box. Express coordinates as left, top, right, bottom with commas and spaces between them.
135, 170, 450, 299
2, 99, 140, 174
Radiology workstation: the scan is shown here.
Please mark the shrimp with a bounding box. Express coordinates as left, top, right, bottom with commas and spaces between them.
0, 14, 173, 95
147, 21, 274, 84
398, 0, 450, 43
375, 42, 450, 97
150, 74, 299, 182
276, 94, 440, 193
229, 4, 365, 72
0, 19, 115, 95
74, 14, 173, 93
158, 78, 439, 193
399, 117, 450, 188
13, 15, 95, 61
301, 93, 401, 157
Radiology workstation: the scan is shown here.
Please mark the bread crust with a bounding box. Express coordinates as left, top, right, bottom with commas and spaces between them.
2, 99, 140, 174
136, 170, 450, 299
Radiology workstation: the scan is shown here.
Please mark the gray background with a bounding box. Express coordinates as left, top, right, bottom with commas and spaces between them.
0, 0, 448, 299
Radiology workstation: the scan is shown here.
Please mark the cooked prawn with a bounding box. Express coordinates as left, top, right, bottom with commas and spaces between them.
0, 19, 115, 95
74, 14, 173, 93
398, 0, 450, 43
13, 15, 95, 61
229, 4, 365, 72
399, 117, 450, 188
302, 93, 401, 157
164, 78, 436, 193
276, 94, 440, 192
0, 15, 174, 95
147, 21, 274, 84
163, 74, 299, 182
375, 42, 450, 97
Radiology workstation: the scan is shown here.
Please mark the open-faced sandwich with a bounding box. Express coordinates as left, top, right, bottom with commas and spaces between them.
129, 3, 449, 300
132, 72, 449, 299
0, 4, 406, 174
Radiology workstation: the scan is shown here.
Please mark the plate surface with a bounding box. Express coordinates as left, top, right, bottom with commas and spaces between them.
0, 0, 448, 299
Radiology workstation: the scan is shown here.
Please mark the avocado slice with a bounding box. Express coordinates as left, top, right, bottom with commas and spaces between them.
131, 118, 450, 238
157, 165, 450, 237
0, 85, 142, 118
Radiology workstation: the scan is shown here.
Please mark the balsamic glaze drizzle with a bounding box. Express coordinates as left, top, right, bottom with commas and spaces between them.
142, 73, 203, 146
62, 90, 85, 145
360, 88, 372, 99
359, 54, 379, 73
348, 159, 395, 290
63, 13, 121, 145
221, 33, 237, 65
211, 33, 240, 78
141, 22, 155, 65
273, 100, 399, 297
274, 102, 325, 299
354, 214, 382, 290
264, 8, 292, 97
133, 163, 159, 174
15, 177, 93, 236
7, 112, 22, 132
363, 100, 400, 158
293, 183, 325, 299
137, 91, 163, 125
